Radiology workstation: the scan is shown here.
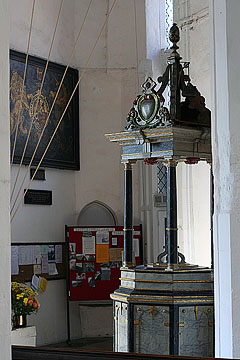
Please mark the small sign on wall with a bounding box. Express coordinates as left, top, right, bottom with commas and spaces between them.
24, 189, 52, 205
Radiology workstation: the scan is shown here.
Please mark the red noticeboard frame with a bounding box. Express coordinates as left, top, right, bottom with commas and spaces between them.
65, 225, 142, 302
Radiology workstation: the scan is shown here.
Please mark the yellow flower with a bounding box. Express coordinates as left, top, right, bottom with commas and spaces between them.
11, 282, 40, 314
23, 298, 28, 306
27, 289, 34, 296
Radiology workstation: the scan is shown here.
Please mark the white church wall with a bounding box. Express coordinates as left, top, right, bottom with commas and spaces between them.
10, 0, 76, 67
176, 0, 211, 106
0, 0, 11, 358
75, 68, 140, 225
105, 0, 146, 70
138, 0, 170, 264
177, 162, 211, 267
210, 0, 240, 356
11, 166, 76, 244
73, 0, 144, 338
174, 0, 211, 267
10, 0, 144, 345
137, 0, 212, 267
74, 0, 145, 226
10, 0, 79, 345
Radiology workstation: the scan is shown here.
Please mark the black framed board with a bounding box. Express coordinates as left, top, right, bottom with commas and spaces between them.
10, 50, 79, 170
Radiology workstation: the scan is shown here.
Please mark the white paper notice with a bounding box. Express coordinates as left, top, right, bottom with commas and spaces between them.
40, 245, 48, 255
31, 274, 40, 291
11, 246, 19, 275
112, 231, 124, 236
96, 232, 109, 244
82, 236, 95, 254
41, 254, 48, 273
133, 238, 140, 257
34, 264, 42, 275
74, 227, 115, 232
48, 263, 58, 276
33, 245, 41, 264
112, 237, 118, 246
18, 246, 33, 265
55, 245, 62, 263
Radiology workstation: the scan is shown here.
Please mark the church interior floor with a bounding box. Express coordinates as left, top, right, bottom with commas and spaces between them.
43, 336, 113, 352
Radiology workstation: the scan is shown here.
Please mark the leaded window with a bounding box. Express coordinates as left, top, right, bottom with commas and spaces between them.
166, 0, 173, 49
157, 163, 167, 194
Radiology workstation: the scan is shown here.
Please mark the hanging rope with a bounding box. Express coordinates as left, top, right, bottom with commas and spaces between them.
11, 0, 118, 223
11, 0, 94, 215
11, 0, 36, 165
10, 0, 64, 203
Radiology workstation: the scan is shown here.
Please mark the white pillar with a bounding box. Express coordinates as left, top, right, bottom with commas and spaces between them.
0, 0, 11, 358
210, 0, 240, 357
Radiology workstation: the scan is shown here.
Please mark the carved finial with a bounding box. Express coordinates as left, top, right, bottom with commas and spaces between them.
169, 23, 180, 51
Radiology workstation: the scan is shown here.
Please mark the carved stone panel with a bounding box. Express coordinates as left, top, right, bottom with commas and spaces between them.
114, 302, 128, 352
179, 305, 214, 356
134, 305, 169, 354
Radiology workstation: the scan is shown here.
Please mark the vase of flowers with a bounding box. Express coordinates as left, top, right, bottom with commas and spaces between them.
11, 282, 40, 328
12, 314, 27, 328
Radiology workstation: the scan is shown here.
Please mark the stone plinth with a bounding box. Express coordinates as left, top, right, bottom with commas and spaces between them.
111, 265, 213, 356
11, 326, 36, 347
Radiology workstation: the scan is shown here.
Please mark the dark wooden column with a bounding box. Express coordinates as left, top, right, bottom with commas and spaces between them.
168, 23, 181, 121
123, 162, 134, 267
166, 160, 178, 265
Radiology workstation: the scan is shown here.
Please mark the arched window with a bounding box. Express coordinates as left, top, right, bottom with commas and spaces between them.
77, 201, 117, 226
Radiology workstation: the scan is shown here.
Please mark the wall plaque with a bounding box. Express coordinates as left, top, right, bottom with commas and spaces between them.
30, 168, 46, 181
24, 189, 52, 205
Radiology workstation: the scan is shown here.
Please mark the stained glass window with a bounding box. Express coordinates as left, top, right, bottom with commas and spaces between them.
166, 0, 173, 49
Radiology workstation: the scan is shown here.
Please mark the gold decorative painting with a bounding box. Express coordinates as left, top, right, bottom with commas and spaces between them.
10, 50, 79, 170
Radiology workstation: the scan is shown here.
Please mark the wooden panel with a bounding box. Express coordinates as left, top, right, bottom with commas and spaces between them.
12, 346, 220, 360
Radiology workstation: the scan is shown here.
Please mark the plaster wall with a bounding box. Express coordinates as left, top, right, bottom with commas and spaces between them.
10, 0, 144, 345
210, 0, 240, 356
177, 162, 211, 267
10, 0, 78, 345
139, 0, 170, 264
174, 0, 211, 267
0, 1, 11, 358
142, 0, 212, 266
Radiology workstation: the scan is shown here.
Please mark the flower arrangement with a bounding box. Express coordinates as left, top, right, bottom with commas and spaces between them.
11, 282, 40, 316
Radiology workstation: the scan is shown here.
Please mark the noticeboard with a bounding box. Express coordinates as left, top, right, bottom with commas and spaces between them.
11, 242, 66, 282
66, 225, 142, 301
